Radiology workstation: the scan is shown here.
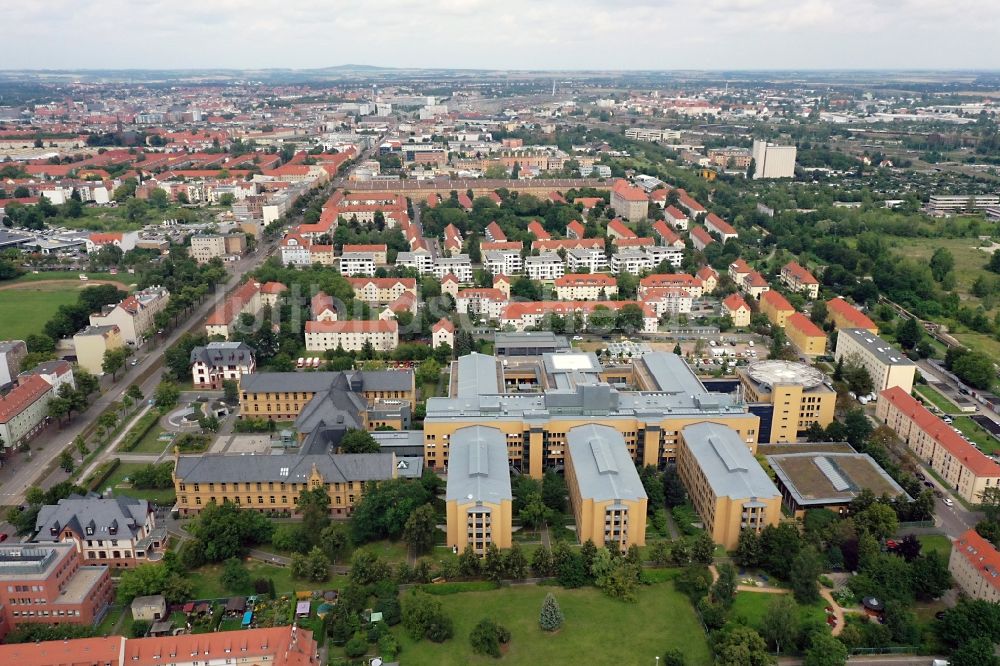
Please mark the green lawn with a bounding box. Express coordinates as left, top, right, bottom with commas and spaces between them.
388, 581, 711, 666
954, 416, 1000, 455
0, 286, 78, 339
896, 238, 997, 314
355, 539, 410, 563
11, 270, 125, 284
104, 462, 176, 504
917, 534, 953, 559
130, 423, 171, 455
730, 590, 829, 633
915, 385, 959, 414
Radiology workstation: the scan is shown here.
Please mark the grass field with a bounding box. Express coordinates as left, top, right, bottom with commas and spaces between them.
730, 590, 829, 633
915, 385, 959, 414
130, 423, 171, 455
953, 416, 1000, 455
104, 462, 176, 504
10, 270, 125, 285
917, 534, 953, 559
0, 285, 78, 339
894, 237, 997, 310
386, 581, 711, 666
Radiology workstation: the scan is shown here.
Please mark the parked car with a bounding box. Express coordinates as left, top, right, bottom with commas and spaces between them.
943, 498, 954, 507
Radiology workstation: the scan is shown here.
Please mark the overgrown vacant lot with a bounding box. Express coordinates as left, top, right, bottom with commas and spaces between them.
391, 579, 711, 666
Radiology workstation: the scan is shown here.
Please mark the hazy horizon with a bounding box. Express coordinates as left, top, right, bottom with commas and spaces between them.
6, 0, 1000, 71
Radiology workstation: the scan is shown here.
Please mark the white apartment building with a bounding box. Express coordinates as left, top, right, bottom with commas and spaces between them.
751, 140, 797, 179
483, 250, 523, 276
0, 375, 53, 449
456, 289, 509, 320
646, 245, 684, 269
279, 234, 312, 266
610, 248, 653, 276
189, 234, 227, 264
434, 255, 474, 283
339, 252, 378, 276
554, 274, 618, 301
525, 253, 565, 281
642, 287, 694, 317
396, 250, 435, 274
304, 320, 399, 352
565, 247, 608, 273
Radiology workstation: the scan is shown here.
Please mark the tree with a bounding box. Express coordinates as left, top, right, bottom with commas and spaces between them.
614, 303, 646, 333
736, 528, 763, 568
911, 551, 951, 600
349, 550, 391, 586
691, 532, 715, 564
929, 247, 955, 283
339, 428, 380, 454
953, 350, 996, 390
58, 449, 74, 472
402, 590, 453, 642
221, 557, 252, 593
531, 546, 555, 577
937, 598, 1000, 649
711, 563, 738, 607
505, 543, 528, 580
539, 593, 564, 631
987, 249, 1000, 274
713, 625, 774, 666
350, 478, 431, 542
951, 636, 1000, 666
541, 471, 567, 513
319, 523, 350, 562
663, 467, 687, 507
469, 618, 510, 658
403, 504, 437, 556
291, 547, 331, 582
802, 631, 848, 666
484, 543, 506, 583
185, 501, 273, 561
896, 316, 923, 350
789, 547, 823, 604
854, 503, 898, 541
760, 595, 799, 654
222, 379, 239, 403
458, 544, 481, 577
116, 563, 193, 604
154, 381, 180, 409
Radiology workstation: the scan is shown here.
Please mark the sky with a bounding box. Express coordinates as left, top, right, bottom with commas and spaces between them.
5, 0, 1000, 71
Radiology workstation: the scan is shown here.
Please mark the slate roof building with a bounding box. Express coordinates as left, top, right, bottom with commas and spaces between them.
190, 341, 256, 389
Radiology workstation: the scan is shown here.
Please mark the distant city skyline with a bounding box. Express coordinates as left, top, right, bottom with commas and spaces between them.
6, 0, 1000, 71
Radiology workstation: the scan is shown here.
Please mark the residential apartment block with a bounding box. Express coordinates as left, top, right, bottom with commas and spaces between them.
0, 375, 53, 450
89, 286, 170, 347
877, 386, 1000, 503
949, 529, 1000, 602
780, 261, 820, 299
786, 313, 827, 357
827, 297, 878, 334
524, 253, 565, 281
751, 140, 797, 179
554, 274, 617, 301
72, 325, 123, 375
0, 340, 28, 387
304, 320, 398, 353
759, 290, 795, 328
610, 180, 649, 222
835, 328, 915, 394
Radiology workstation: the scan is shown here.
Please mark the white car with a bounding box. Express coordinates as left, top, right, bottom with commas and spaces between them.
943, 498, 954, 507
943, 417, 953, 424
572, 336, 583, 341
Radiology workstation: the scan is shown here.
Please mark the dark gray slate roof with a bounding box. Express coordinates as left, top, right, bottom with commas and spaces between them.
175, 451, 395, 485
34, 494, 149, 542
239, 369, 413, 394
190, 341, 255, 367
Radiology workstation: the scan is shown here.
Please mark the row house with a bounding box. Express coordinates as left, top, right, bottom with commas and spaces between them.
704, 213, 738, 242
500, 301, 658, 334
653, 220, 684, 248
606, 218, 637, 240
690, 225, 715, 251
485, 221, 507, 242
675, 189, 705, 218
527, 220, 550, 241
664, 205, 689, 230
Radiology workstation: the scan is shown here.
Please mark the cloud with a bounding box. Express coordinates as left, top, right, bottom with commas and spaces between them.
3, 0, 1000, 70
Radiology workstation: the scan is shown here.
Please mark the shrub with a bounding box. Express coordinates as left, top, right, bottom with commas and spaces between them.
470, 618, 510, 658
344, 632, 368, 658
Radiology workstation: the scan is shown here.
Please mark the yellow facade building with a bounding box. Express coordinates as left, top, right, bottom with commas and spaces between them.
786, 313, 827, 357
759, 290, 795, 328
677, 422, 782, 550
565, 424, 648, 550
423, 352, 761, 479
239, 370, 416, 422
834, 328, 915, 395
73, 324, 124, 375
737, 360, 836, 443
444, 426, 513, 554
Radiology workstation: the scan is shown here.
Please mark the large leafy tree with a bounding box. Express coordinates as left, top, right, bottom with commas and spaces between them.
351, 478, 432, 542
186, 501, 274, 562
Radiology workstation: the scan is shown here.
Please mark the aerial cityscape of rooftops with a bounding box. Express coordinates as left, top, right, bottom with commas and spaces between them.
4, 46, 1000, 666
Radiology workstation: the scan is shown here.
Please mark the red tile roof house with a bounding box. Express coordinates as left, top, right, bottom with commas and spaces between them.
527, 220, 550, 240
606, 218, 638, 240
780, 261, 820, 299
566, 219, 586, 239
0, 374, 53, 449
485, 221, 507, 242
664, 205, 689, 230
653, 220, 683, 248
721, 293, 751, 327
704, 213, 738, 242
690, 225, 715, 251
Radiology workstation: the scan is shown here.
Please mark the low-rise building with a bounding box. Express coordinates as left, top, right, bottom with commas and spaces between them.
445, 426, 513, 554
690, 225, 715, 251
781, 261, 820, 299
305, 320, 398, 353
33, 494, 161, 568
664, 206, 689, 230
0, 340, 27, 387
89, 286, 170, 347
0, 542, 113, 640
0, 374, 53, 450
759, 290, 796, 328
188, 234, 227, 264
722, 293, 751, 328
129, 595, 166, 623
566, 424, 647, 550
565, 247, 608, 274
342, 244, 388, 265
554, 274, 617, 301
677, 422, 781, 550
639, 273, 704, 300
456, 289, 508, 320
190, 341, 255, 389
434, 255, 473, 283
73, 325, 123, 375
877, 386, 1000, 503
835, 328, 915, 394
705, 213, 738, 243
524, 253, 565, 281
432, 318, 454, 349
500, 301, 658, 334
767, 449, 908, 518
950, 529, 1000, 602
827, 297, 878, 334
696, 266, 718, 294
338, 251, 378, 276
205, 281, 266, 340
738, 360, 836, 442
786, 313, 827, 357
346, 277, 418, 308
